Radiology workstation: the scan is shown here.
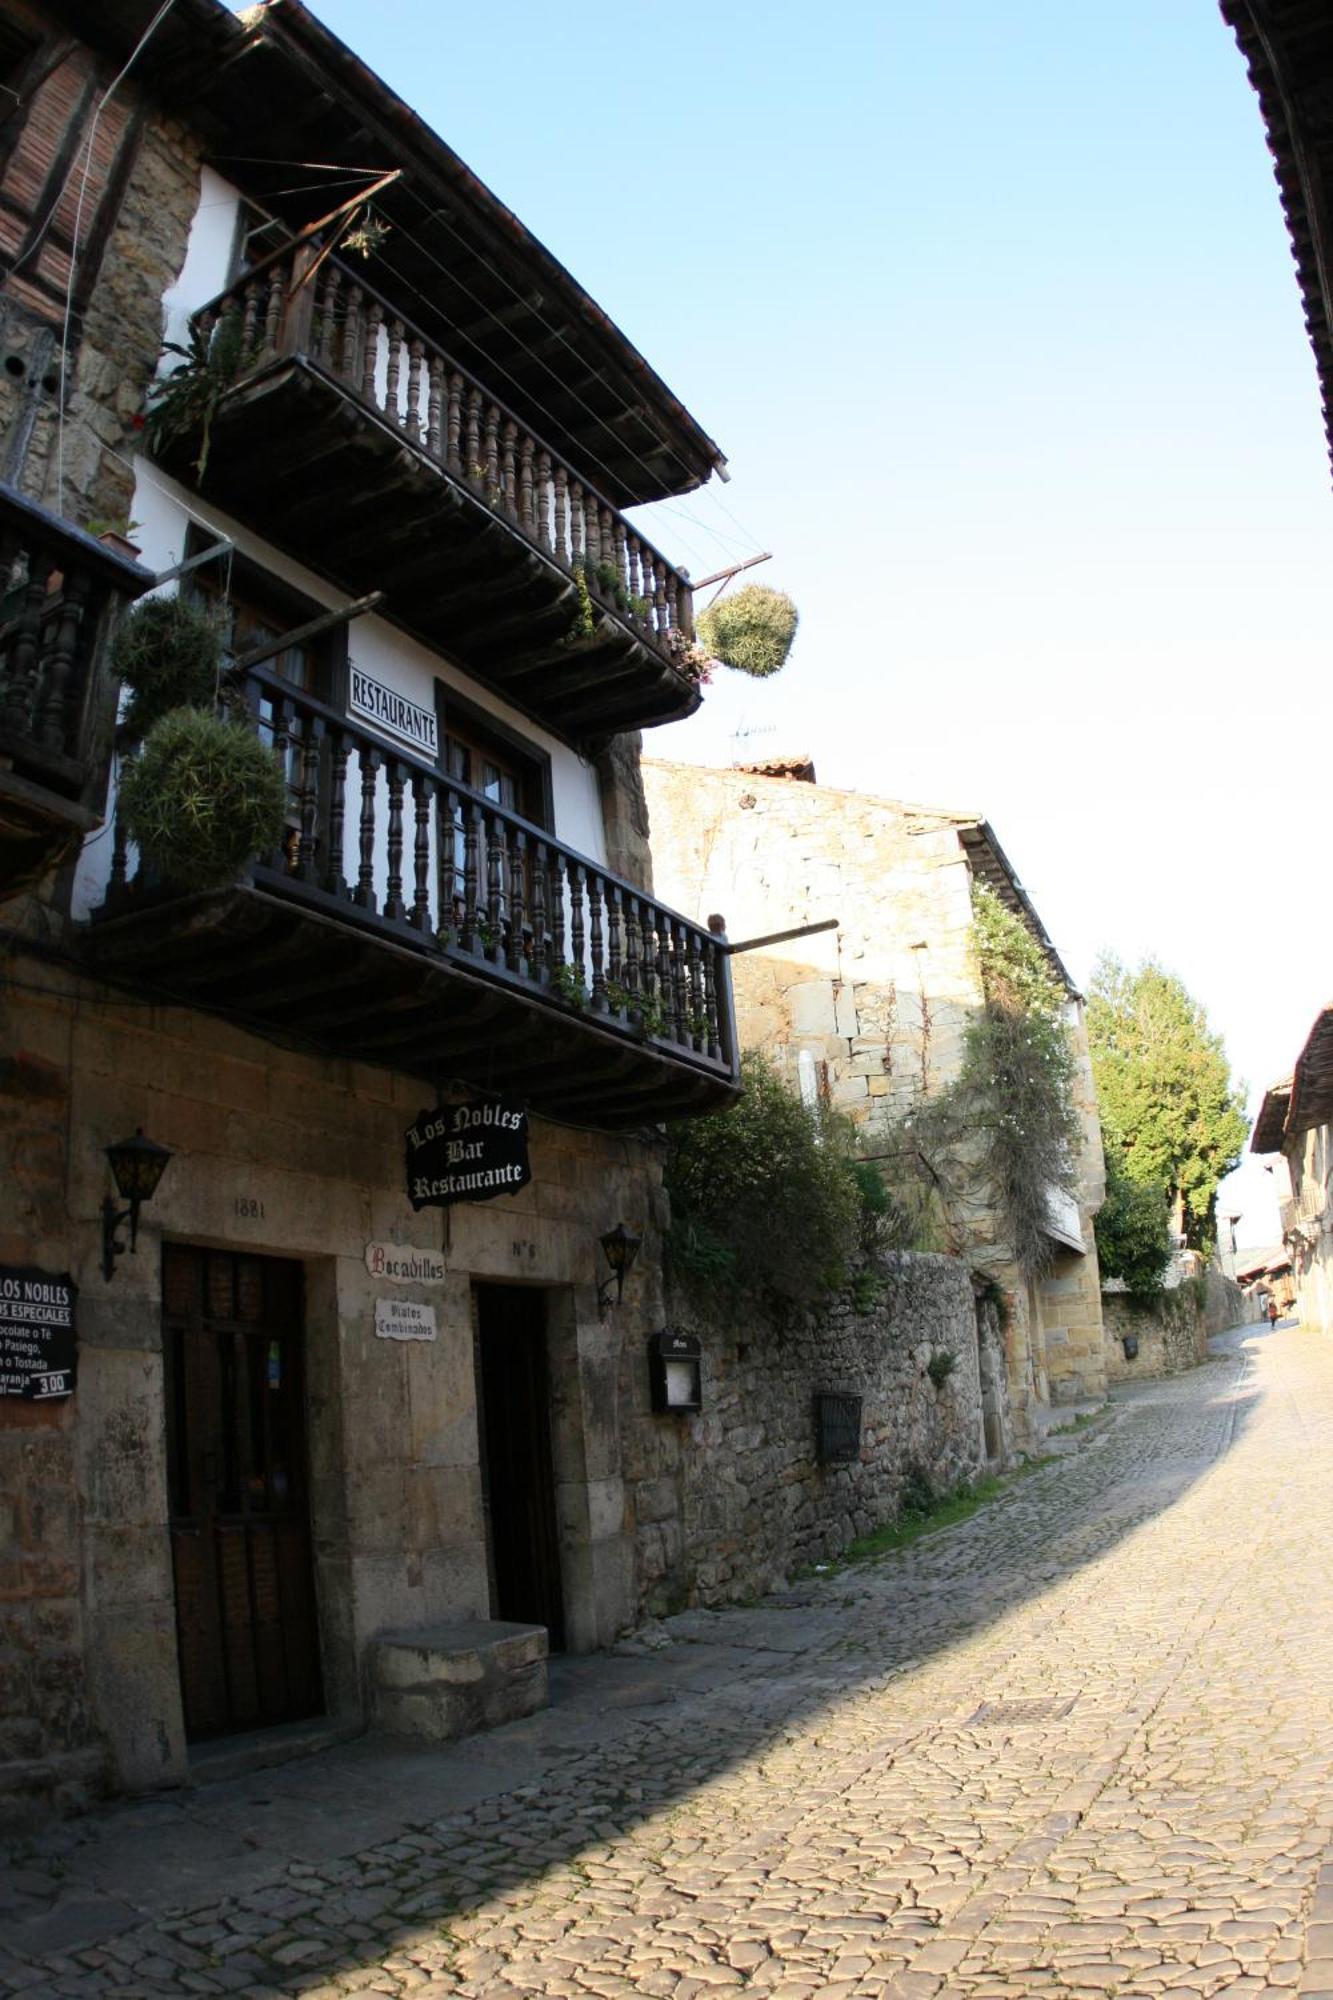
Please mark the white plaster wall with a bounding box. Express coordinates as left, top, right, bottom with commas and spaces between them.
159, 164, 241, 352
73, 467, 608, 919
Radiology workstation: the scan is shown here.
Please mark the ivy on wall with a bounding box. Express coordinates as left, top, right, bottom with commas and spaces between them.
872, 884, 1080, 1282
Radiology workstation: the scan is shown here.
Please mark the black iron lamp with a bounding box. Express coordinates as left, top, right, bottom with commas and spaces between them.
102, 1129, 172, 1281
596, 1222, 641, 1319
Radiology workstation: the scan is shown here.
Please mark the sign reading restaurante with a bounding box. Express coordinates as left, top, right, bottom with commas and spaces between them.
0, 1266, 77, 1399
348, 665, 438, 756
405, 1098, 531, 1210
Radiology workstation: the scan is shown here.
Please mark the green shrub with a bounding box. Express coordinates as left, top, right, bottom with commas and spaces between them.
926, 1348, 957, 1390
111, 594, 223, 736
664, 1051, 862, 1312
119, 708, 288, 892
1093, 1149, 1172, 1300
696, 585, 798, 678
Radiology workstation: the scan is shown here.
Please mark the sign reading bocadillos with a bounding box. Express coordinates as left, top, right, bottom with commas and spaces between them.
0, 1266, 77, 1399
404, 1099, 531, 1210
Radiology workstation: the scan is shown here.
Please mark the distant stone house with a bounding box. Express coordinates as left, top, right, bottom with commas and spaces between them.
642, 758, 1110, 1440
1251, 1012, 1333, 1332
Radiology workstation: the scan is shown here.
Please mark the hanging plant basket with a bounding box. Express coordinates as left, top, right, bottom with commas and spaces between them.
696, 585, 799, 678
118, 707, 288, 893
111, 594, 223, 737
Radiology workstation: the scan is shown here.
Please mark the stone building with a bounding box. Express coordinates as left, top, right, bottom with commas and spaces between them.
0, 0, 744, 1819
1252, 1013, 1333, 1333
642, 758, 1109, 1440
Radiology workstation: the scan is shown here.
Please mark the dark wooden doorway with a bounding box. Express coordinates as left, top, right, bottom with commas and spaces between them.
163, 1245, 323, 1740
476, 1283, 564, 1649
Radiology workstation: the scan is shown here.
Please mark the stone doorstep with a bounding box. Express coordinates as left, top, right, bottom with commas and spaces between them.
369, 1619, 549, 1744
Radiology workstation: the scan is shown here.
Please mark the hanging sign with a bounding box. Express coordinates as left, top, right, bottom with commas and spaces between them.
405, 1099, 531, 1210
374, 1298, 437, 1342
0, 1267, 77, 1399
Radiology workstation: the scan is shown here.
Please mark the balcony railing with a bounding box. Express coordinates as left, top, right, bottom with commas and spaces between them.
189, 239, 694, 664
90, 670, 737, 1116
0, 483, 151, 898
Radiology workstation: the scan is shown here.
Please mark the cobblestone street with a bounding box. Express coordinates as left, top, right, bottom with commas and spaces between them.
6, 1321, 1333, 2000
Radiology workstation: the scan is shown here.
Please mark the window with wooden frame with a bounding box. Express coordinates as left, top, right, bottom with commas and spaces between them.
436, 688, 551, 920
226, 200, 290, 287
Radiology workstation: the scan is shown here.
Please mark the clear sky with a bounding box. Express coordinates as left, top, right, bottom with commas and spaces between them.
270, 0, 1330, 1246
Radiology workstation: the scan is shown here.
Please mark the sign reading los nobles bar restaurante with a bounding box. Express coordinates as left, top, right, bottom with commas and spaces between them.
405, 1098, 531, 1210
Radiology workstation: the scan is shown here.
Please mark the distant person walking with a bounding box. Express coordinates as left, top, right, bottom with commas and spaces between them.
1267, 1297, 1280, 1329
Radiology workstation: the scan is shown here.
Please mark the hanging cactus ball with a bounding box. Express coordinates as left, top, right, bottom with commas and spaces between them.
696, 584, 799, 678
118, 707, 288, 892
110, 593, 223, 734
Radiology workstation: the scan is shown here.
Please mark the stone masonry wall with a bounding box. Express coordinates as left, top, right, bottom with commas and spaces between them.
623, 1252, 1002, 1616
1205, 1268, 1250, 1336
642, 761, 1109, 1436
1, 954, 666, 1821
1103, 1287, 1208, 1384
0, 57, 202, 524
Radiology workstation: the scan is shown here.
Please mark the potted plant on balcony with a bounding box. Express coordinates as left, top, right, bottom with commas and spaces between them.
144, 310, 252, 483
696, 584, 799, 678
117, 706, 288, 893
111, 593, 224, 736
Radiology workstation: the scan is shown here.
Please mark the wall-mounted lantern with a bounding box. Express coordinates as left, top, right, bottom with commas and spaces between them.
102, 1129, 172, 1281
648, 1328, 702, 1414
595, 1222, 641, 1319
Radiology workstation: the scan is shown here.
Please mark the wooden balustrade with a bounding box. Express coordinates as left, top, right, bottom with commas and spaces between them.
191, 244, 695, 662
102, 671, 734, 1077
0, 487, 148, 787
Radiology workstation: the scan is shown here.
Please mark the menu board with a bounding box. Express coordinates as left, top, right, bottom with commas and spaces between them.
0, 1267, 77, 1399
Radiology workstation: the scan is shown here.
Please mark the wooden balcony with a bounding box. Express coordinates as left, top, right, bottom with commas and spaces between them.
0, 485, 152, 901
149, 242, 704, 744
82, 671, 739, 1127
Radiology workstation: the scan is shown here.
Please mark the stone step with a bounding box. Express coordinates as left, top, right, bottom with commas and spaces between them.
370, 1619, 549, 1743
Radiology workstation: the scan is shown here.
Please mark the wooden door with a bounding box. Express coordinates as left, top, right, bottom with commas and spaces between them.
476, 1284, 564, 1649
163, 1246, 323, 1740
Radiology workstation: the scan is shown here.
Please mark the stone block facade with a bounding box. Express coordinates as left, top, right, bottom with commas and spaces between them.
623, 1253, 1009, 1614
0, 962, 670, 1819
642, 760, 1109, 1439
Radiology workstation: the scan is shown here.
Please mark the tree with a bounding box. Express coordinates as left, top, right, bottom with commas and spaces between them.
1086, 955, 1248, 1252
1093, 1148, 1172, 1298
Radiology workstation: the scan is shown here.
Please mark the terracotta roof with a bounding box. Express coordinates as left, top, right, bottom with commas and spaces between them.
1235, 1246, 1292, 1281
1221, 1, 1333, 481
734, 755, 817, 783
1288, 1005, 1333, 1135
955, 822, 1077, 998
1251, 1078, 1292, 1153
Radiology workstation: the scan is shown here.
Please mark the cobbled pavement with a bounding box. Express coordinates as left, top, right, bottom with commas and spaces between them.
6, 1322, 1333, 1999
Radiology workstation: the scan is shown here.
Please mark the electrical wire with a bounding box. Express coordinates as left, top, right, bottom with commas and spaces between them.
365, 204, 733, 576
391, 179, 771, 561
163, 150, 771, 570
